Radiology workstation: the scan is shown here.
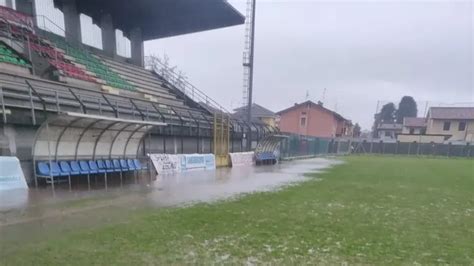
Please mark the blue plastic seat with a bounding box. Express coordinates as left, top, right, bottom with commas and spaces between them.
127, 159, 136, 170
133, 159, 143, 170
59, 161, 79, 175
70, 161, 88, 174
105, 160, 115, 171
97, 160, 113, 173
120, 159, 129, 171
50, 161, 69, 176
80, 160, 97, 174
37, 162, 60, 177
112, 159, 122, 171
89, 160, 105, 174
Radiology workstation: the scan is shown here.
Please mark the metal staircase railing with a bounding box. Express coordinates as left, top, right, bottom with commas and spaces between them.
145, 55, 230, 114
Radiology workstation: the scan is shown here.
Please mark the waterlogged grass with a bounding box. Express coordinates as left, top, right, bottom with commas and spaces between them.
2, 156, 473, 265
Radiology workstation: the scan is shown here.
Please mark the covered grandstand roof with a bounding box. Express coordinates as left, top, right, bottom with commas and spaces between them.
54, 0, 245, 40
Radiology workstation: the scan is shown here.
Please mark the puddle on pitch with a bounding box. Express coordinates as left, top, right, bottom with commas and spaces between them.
0, 157, 342, 247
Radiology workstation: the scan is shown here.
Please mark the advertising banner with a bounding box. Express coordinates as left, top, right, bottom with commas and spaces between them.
229, 152, 254, 167
0, 156, 28, 191
148, 154, 183, 174
148, 153, 216, 175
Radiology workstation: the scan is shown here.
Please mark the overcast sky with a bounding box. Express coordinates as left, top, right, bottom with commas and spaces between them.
145, 0, 473, 129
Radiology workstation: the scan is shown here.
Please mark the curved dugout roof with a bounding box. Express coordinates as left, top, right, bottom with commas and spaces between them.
54, 0, 245, 40
33, 112, 166, 161
255, 135, 288, 154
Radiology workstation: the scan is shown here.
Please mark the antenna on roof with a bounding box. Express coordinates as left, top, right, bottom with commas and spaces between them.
322, 88, 327, 105
305, 90, 309, 100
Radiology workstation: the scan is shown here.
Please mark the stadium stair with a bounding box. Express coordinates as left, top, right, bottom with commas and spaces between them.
99, 56, 186, 105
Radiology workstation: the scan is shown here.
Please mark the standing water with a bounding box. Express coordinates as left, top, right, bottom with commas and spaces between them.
0, 157, 342, 247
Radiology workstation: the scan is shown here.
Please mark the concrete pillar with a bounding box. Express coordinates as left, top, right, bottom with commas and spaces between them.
3, 125, 17, 155
173, 136, 178, 154
130, 27, 144, 67
62, 0, 82, 43
100, 13, 116, 57
5, 0, 13, 8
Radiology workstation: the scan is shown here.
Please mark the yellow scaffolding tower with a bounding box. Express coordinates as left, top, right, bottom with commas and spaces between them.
213, 112, 230, 167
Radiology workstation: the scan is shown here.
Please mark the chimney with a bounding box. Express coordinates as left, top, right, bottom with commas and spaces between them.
317, 101, 323, 106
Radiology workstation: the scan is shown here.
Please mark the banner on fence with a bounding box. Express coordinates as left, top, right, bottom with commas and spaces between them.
229, 152, 254, 166
0, 157, 28, 191
204, 154, 216, 170
148, 153, 216, 175
148, 154, 182, 174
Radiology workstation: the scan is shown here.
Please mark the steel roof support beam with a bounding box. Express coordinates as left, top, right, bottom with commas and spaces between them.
74, 119, 104, 160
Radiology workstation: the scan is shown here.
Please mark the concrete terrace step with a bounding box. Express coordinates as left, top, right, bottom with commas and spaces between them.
101, 57, 165, 83
100, 56, 157, 76
0, 72, 185, 111
99, 59, 181, 100
105, 66, 171, 95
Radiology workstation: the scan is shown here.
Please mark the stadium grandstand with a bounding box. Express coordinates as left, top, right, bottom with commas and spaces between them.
0, 0, 277, 186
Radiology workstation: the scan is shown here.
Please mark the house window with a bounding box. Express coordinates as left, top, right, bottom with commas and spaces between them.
443, 121, 451, 131
421, 128, 426, 135
409, 128, 415, 134
459, 121, 466, 131
300, 112, 307, 127
300, 117, 307, 127
385, 131, 391, 137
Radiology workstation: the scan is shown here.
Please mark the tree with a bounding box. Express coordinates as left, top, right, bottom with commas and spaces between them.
379, 102, 397, 123
396, 96, 417, 123
353, 123, 361, 137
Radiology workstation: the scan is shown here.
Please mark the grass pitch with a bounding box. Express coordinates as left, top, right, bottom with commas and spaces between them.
2, 156, 473, 264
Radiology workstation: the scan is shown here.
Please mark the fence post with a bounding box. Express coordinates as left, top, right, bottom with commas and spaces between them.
381, 140, 384, 154
28, 85, 36, 125
447, 142, 451, 157
55, 91, 60, 113
395, 141, 399, 155
431, 142, 436, 157
408, 142, 412, 155
0, 87, 6, 124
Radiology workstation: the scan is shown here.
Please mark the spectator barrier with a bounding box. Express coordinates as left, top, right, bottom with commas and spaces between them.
148, 153, 216, 175
229, 152, 254, 166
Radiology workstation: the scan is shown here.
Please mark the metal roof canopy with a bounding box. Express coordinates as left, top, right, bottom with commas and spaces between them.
54, 0, 245, 40
255, 134, 288, 154
32, 112, 166, 161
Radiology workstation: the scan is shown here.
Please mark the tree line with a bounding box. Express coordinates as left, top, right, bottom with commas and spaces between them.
372, 96, 418, 134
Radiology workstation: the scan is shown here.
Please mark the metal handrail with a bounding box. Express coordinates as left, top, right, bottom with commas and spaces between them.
145, 56, 230, 114
1, 73, 217, 126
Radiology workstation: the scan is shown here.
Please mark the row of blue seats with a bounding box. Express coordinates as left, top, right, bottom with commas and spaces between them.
37, 159, 145, 178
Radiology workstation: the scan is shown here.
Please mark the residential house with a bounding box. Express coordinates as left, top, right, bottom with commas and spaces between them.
233, 103, 277, 127
276, 100, 352, 138
375, 123, 403, 140
397, 107, 474, 143
402, 117, 427, 135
